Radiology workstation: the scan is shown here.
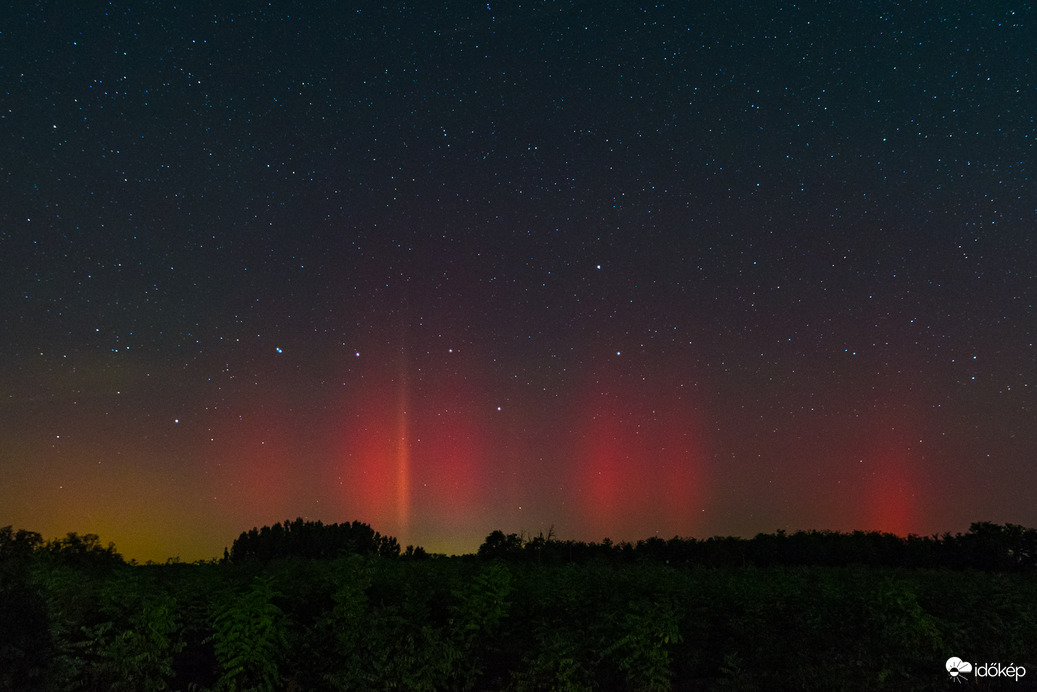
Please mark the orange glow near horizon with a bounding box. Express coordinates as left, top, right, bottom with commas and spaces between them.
0, 347, 992, 564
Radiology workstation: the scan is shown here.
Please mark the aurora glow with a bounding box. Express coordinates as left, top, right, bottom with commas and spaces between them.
1, 2, 1034, 562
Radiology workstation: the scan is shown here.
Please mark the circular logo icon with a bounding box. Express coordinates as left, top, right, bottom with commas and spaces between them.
946, 657, 973, 682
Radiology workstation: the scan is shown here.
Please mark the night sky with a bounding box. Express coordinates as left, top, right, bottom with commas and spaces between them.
2, 3, 1034, 562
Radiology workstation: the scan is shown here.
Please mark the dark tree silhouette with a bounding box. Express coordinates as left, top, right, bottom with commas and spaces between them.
43, 531, 123, 567
228, 518, 401, 562
475, 522, 1037, 571
0, 527, 52, 688
477, 530, 524, 560
0, 526, 44, 560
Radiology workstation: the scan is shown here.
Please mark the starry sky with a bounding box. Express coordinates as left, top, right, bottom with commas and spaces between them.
2, 2, 1034, 562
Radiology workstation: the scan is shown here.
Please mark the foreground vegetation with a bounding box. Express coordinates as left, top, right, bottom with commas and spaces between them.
2, 522, 1035, 690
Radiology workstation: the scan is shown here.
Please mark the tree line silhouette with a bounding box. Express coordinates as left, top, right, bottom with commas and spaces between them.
477, 521, 1037, 571
0, 526, 122, 567
3, 519, 1037, 690
4, 520, 1035, 572
227, 517, 406, 562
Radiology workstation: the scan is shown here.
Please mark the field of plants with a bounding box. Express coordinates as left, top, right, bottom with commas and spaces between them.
2, 522, 1035, 690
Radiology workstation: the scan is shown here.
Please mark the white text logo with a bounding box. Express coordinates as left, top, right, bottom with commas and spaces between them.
947, 656, 1027, 683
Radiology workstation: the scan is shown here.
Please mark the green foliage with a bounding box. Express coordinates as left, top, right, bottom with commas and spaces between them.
0, 560, 52, 690
30, 562, 101, 688
210, 576, 287, 692
507, 624, 593, 691
450, 561, 514, 688
866, 578, 944, 682
504, 564, 603, 690
321, 555, 373, 687
320, 556, 465, 690
451, 561, 512, 636
602, 598, 680, 691
105, 590, 185, 691
8, 521, 1037, 689
24, 565, 186, 691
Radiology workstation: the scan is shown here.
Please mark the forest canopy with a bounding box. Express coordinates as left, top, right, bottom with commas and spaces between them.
3, 520, 1036, 571
476, 521, 1037, 571
2, 520, 1036, 690
227, 517, 403, 562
